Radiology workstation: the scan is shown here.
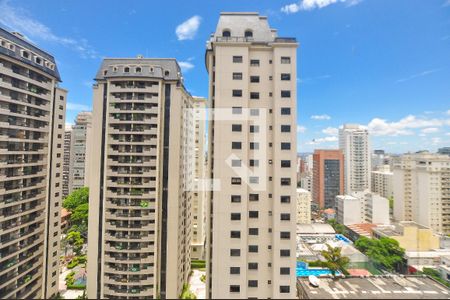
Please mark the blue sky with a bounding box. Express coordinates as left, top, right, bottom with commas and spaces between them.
0, 0, 449, 153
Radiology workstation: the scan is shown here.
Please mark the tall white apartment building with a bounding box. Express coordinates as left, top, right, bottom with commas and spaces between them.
205, 12, 298, 299
87, 58, 194, 299
297, 188, 311, 224
68, 111, 91, 192
62, 127, 72, 198
339, 124, 371, 194
336, 191, 389, 225
0, 28, 66, 299
335, 195, 363, 225
191, 96, 207, 259
393, 153, 450, 235
363, 192, 390, 224
371, 164, 393, 199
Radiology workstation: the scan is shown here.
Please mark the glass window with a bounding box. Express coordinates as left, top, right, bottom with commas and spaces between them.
281, 73, 291, 80
233, 56, 242, 63
281, 57, 291, 64
233, 72, 243, 80
232, 90, 242, 97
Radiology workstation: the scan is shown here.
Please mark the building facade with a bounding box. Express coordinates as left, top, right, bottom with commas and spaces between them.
339, 124, 371, 194
312, 149, 344, 209
86, 58, 194, 299
0, 28, 66, 299
205, 12, 298, 299
297, 188, 311, 224
393, 152, 450, 235
191, 97, 207, 260
336, 195, 363, 225
68, 111, 91, 193
371, 164, 393, 199
62, 127, 72, 198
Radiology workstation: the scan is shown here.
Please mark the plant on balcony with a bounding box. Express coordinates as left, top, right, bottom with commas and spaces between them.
140, 201, 149, 208
180, 284, 196, 299
24, 275, 32, 283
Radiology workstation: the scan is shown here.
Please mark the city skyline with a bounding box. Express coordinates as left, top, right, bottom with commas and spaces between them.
0, 0, 448, 154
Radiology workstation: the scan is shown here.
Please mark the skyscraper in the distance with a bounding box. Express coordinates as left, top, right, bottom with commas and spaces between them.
86, 57, 195, 299
206, 12, 298, 299
0, 28, 66, 299
312, 149, 344, 209
339, 124, 371, 194
62, 126, 72, 198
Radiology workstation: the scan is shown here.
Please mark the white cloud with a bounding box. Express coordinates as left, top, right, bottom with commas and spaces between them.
297, 125, 307, 133
178, 61, 194, 72
421, 127, 439, 134
396, 68, 440, 83
322, 127, 338, 136
66, 102, 90, 111
446, 109, 450, 115
311, 114, 331, 120
0, 0, 98, 59
431, 137, 442, 145
281, 0, 361, 13
175, 15, 201, 41
307, 136, 338, 145
298, 74, 331, 84
367, 114, 450, 136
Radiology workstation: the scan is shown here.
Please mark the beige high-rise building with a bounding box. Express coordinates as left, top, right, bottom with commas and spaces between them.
86, 58, 194, 299
62, 127, 72, 198
296, 188, 311, 224
371, 164, 393, 199
0, 28, 66, 299
339, 124, 371, 194
68, 111, 92, 192
393, 152, 450, 235
191, 97, 207, 260
205, 12, 298, 299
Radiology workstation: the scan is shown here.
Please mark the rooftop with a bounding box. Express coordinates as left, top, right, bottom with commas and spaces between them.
297, 223, 335, 235
297, 275, 450, 299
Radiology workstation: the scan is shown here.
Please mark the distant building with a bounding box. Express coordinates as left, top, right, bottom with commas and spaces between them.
297, 188, 311, 224
299, 172, 313, 192
312, 149, 344, 209
438, 256, 450, 282
336, 195, 363, 225
363, 192, 390, 224
62, 127, 72, 198
393, 152, 450, 234
371, 164, 393, 199
438, 147, 450, 156
339, 124, 371, 194
297, 275, 450, 299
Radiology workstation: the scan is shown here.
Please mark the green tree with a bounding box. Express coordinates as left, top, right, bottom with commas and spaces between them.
66, 231, 84, 256
355, 236, 405, 271
327, 219, 347, 235
388, 196, 394, 210
320, 244, 350, 277
70, 202, 89, 235
63, 187, 89, 211
180, 283, 196, 299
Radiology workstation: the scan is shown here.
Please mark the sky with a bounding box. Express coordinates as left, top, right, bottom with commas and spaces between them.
0, 0, 449, 154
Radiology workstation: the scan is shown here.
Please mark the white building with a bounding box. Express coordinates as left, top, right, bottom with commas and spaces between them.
393, 152, 450, 235
339, 124, 371, 194
297, 188, 311, 224
371, 164, 393, 199
363, 192, 390, 224
299, 172, 313, 192
335, 195, 363, 225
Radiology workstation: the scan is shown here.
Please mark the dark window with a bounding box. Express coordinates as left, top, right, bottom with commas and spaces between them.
245, 30, 253, 38
248, 280, 258, 287
233, 72, 243, 80
250, 142, 259, 150
231, 195, 241, 203
249, 160, 259, 167
136, 67, 141, 73
281, 90, 291, 98
281, 107, 291, 115
249, 245, 258, 253
250, 92, 260, 99
281, 57, 291, 64
232, 142, 242, 149
281, 73, 291, 80
124, 67, 130, 73
281, 160, 291, 168
230, 285, 240, 293
231, 231, 241, 238
230, 267, 240, 274
231, 213, 241, 220
281, 196, 291, 203
280, 249, 291, 257
280, 232, 291, 239
230, 249, 241, 256
249, 228, 259, 235
249, 211, 259, 218
231, 177, 242, 185
233, 56, 242, 63
281, 213, 290, 221
249, 193, 259, 201
248, 263, 258, 270
232, 124, 242, 132
280, 267, 290, 275
280, 286, 290, 293
231, 159, 241, 167
250, 125, 259, 133
250, 76, 260, 83
232, 89, 242, 97
281, 178, 291, 186
223, 30, 231, 37
232, 107, 242, 114
281, 125, 291, 132
250, 59, 260, 66
281, 142, 291, 150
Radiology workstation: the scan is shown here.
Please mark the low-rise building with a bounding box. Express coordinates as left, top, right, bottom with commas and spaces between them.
336, 192, 390, 226
336, 195, 363, 225
438, 256, 450, 282
297, 275, 450, 299
297, 188, 311, 224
